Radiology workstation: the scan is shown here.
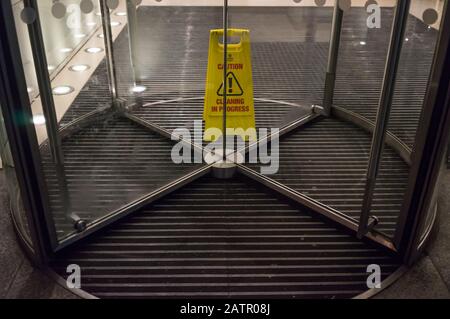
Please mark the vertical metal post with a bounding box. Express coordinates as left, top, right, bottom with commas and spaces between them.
222, 0, 229, 161
323, 0, 343, 117
25, 0, 63, 168
24, 0, 83, 230
126, 0, 140, 86
100, 0, 119, 107
357, 0, 411, 238
0, 0, 55, 263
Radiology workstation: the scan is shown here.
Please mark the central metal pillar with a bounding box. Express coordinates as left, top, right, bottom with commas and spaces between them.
222, 0, 229, 161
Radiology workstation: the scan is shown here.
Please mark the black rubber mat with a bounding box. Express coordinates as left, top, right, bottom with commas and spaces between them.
46, 6, 436, 298
52, 175, 400, 299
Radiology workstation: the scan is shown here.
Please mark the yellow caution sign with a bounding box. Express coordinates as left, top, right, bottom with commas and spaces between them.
203, 29, 256, 142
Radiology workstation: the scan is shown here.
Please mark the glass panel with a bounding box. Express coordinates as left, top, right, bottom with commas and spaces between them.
47, 0, 106, 126
330, 0, 397, 237
333, 1, 396, 122
238, 1, 385, 223
37, 0, 101, 80
387, 0, 444, 148
12, 0, 103, 124
13, 0, 203, 244
227, 1, 326, 132
373, 0, 445, 238
116, 1, 223, 137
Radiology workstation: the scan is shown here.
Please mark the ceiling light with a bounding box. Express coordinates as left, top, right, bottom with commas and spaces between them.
60, 48, 73, 53
69, 64, 90, 72
33, 114, 46, 125
85, 47, 103, 53
359, 41, 366, 45
86, 21, 97, 27
115, 12, 126, 16
132, 85, 146, 93
97, 34, 104, 38
47, 65, 56, 71
52, 85, 74, 95
27, 87, 34, 93
110, 21, 121, 27
74, 33, 87, 38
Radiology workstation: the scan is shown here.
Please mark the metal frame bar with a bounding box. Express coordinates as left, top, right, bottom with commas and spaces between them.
100, 0, 120, 108
222, 0, 229, 160
394, 0, 450, 264
358, 0, 411, 239
126, 0, 141, 86
24, 0, 81, 229
0, 0, 57, 264
56, 106, 113, 140
322, 0, 343, 117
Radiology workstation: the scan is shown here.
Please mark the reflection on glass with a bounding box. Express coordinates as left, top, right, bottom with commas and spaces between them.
232, 1, 376, 221
373, 1, 443, 238
114, 2, 222, 133
37, 0, 101, 78
0, 107, 33, 248
13, 0, 205, 242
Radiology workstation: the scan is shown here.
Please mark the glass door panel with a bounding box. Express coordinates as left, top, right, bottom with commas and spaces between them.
11, 0, 209, 246
372, 0, 445, 238
116, 1, 223, 140
227, 0, 382, 230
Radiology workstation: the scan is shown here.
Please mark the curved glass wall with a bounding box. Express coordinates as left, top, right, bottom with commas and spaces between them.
11, 0, 206, 245
2, 0, 447, 257
372, 0, 444, 238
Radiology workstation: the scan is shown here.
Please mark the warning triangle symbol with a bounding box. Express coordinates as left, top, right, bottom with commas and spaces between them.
217, 72, 244, 96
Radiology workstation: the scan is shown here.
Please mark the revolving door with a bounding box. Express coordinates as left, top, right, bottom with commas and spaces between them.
1, 0, 450, 298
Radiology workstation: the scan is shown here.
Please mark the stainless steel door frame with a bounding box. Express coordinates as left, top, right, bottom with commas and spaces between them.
393, 0, 450, 264
0, 0, 56, 265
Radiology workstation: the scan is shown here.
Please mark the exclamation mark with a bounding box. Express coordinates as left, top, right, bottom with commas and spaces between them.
228, 76, 233, 94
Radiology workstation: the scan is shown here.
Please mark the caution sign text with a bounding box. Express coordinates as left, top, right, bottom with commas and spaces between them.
203, 29, 256, 141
